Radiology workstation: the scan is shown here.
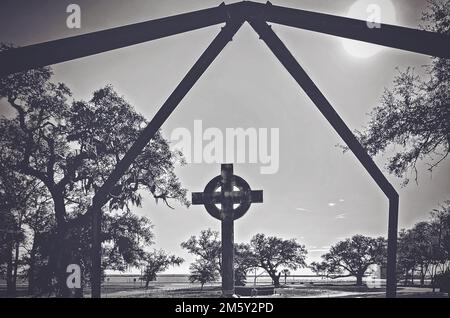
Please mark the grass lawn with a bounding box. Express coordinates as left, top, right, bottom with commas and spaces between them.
98, 283, 449, 298
2, 282, 448, 298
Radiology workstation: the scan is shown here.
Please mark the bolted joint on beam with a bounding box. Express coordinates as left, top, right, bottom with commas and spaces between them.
220, 18, 245, 43
225, 1, 266, 23
219, 2, 249, 31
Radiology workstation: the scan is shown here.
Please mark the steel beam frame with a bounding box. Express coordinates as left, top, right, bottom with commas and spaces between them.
1, 1, 447, 298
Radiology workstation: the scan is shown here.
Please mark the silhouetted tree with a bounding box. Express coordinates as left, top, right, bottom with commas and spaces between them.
396, 202, 450, 288
0, 47, 188, 296
181, 229, 258, 286
397, 229, 417, 285
141, 250, 183, 288
0, 156, 45, 296
249, 234, 307, 287
21, 198, 55, 296
234, 243, 257, 286
188, 259, 218, 291
410, 222, 435, 286
354, 0, 450, 185
314, 235, 386, 286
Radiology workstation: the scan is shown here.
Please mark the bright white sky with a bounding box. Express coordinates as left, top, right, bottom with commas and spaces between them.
0, 0, 449, 274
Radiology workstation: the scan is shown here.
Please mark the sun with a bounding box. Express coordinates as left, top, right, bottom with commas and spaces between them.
342, 0, 397, 59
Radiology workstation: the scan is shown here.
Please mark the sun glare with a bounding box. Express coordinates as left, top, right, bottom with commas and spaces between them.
342, 0, 397, 58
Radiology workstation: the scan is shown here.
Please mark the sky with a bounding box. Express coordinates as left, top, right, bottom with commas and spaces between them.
0, 0, 449, 274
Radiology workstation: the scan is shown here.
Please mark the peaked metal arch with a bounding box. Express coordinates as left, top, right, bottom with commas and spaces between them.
2, 1, 448, 298
1, 1, 449, 77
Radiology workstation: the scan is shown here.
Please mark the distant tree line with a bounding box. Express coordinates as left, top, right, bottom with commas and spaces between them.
181, 230, 307, 289
310, 203, 449, 290
397, 202, 449, 288
180, 202, 449, 292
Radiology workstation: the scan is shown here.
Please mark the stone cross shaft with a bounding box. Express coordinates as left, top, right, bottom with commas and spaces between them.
192, 164, 263, 297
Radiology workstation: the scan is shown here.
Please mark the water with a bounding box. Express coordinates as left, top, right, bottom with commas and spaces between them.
104, 274, 361, 285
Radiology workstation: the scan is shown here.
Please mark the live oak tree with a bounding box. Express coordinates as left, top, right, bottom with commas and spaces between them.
21, 196, 55, 296
399, 222, 435, 286
0, 156, 46, 296
0, 48, 188, 296
234, 243, 258, 286
421, 203, 449, 292
181, 229, 222, 271
430, 202, 450, 275
0, 154, 56, 296
355, 0, 450, 185
397, 229, 418, 286
181, 229, 258, 286
0, 172, 27, 297
310, 261, 330, 278
188, 259, 218, 291
249, 234, 307, 287
312, 235, 386, 286
0, 208, 23, 297
397, 202, 450, 287
140, 249, 183, 288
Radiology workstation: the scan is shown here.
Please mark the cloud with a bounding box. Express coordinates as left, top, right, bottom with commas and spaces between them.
328, 203, 336, 207
335, 213, 347, 219
339, 199, 345, 202
295, 207, 311, 212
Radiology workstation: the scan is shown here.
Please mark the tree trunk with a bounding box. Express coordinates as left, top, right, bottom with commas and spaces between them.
12, 216, 23, 296
356, 275, 363, 286
11, 239, 20, 296
91, 204, 102, 298
432, 265, 438, 293
420, 267, 425, 287
269, 271, 281, 287
6, 240, 14, 297
51, 191, 71, 298
74, 285, 84, 298
55, 233, 71, 297
28, 235, 37, 295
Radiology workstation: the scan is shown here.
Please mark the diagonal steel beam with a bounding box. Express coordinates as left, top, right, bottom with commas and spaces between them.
257, 2, 450, 59
0, 3, 232, 77
248, 18, 399, 298
88, 19, 244, 298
